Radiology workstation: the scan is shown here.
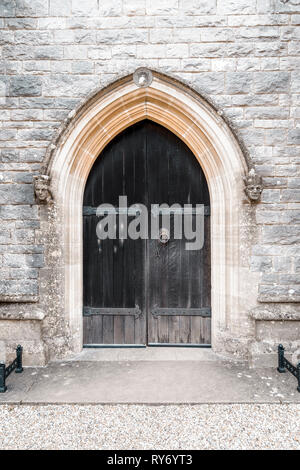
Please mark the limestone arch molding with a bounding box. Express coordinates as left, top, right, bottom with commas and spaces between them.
48, 72, 248, 354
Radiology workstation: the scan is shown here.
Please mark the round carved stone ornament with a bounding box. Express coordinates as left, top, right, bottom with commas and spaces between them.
133, 68, 153, 88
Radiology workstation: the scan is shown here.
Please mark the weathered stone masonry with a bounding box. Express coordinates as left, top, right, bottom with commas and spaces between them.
0, 0, 300, 366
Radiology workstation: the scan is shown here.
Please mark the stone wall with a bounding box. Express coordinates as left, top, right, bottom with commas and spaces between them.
0, 0, 300, 365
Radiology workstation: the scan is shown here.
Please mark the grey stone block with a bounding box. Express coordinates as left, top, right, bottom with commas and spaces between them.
146, 0, 179, 15
245, 106, 289, 119
264, 129, 287, 146
15, 0, 49, 17
9, 268, 39, 280
279, 274, 300, 285
23, 61, 51, 73
15, 31, 52, 45
256, 42, 287, 56
189, 0, 217, 14
13, 229, 35, 244
0, 31, 14, 45
74, 30, 97, 44
275, 0, 300, 13
97, 29, 148, 44
0, 245, 44, 254
11, 109, 43, 121
239, 129, 265, 145
237, 26, 279, 40
287, 129, 300, 144
3, 253, 44, 268
181, 59, 211, 72
0, 0, 15, 17
273, 257, 291, 273
288, 178, 300, 188
281, 189, 300, 202
3, 46, 32, 60
99, 0, 123, 16
260, 273, 279, 284
217, 0, 256, 14
261, 189, 281, 203
0, 184, 35, 204
5, 18, 37, 29
123, 0, 146, 16
88, 47, 112, 60
17, 128, 55, 141
0, 280, 38, 296
35, 46, 64, 60
254, 72, 289, 93
72, 0, 98, 16
0, 205, 38, 220
283, 211, 300, 224
258, 284, 290, 296
226, 72, 252, 94
263, 226, 300, 244
15, 220, 40, 229
43, 74, 99, 97
0, 128, 17, 140
256, 210, 282, 224
194, 73, 224, 94
71, 61, 94, 74
1, 148, 45, 163
50, 0, 71, 16
0, 230, 11, 244
1, 172, 33, 184
250, 256, 273, 272
10, 76, 42, 97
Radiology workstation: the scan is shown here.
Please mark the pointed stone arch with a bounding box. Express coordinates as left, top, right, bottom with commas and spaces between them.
48, 71, 249, 355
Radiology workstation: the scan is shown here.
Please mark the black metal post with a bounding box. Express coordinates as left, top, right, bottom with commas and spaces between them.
277, 344, 286, 373
0, 363, 6, 393
297, 363, 300, 393
15, 345, 23, 374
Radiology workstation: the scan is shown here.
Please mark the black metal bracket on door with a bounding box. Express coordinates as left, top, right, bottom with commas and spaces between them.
151, 307, 211, 318
83, 305, 142, 319
0, 345, 23, 393
277, 344, 300, 393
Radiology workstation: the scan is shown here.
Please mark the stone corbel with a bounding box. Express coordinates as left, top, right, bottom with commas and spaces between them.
243, 168, 263, 202
33, 174, 53, 204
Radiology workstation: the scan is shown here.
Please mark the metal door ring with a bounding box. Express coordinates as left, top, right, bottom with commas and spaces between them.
159, 228, 170, 244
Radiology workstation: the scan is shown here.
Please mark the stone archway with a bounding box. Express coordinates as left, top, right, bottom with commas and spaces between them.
47, 71, 249, 356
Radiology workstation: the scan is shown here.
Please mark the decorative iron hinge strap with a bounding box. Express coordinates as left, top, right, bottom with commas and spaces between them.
83, 305, 142, 319
83, 206, 211, 216
152, 307, 211, 318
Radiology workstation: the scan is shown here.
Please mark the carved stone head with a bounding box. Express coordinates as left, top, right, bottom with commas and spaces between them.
33, 175, 53, 204
243, 168, 263, 202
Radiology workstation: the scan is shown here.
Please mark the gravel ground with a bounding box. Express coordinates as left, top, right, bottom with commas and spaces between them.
0, 404, 299, 450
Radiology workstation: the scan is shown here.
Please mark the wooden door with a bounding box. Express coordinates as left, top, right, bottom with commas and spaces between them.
83, 120, 211, 347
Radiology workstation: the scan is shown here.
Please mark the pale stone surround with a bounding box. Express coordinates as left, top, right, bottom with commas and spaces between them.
48, 72, 252, 356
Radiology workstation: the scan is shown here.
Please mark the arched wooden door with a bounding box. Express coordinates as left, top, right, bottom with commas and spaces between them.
83, 120, 211, 347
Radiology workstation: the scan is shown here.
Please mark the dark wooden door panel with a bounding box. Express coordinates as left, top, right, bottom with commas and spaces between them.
146, 122, 211, 345
83, 120, 211, 346
83, 123, 147, 345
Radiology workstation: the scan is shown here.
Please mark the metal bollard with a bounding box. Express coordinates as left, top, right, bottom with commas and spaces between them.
277, 344, 286, 373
